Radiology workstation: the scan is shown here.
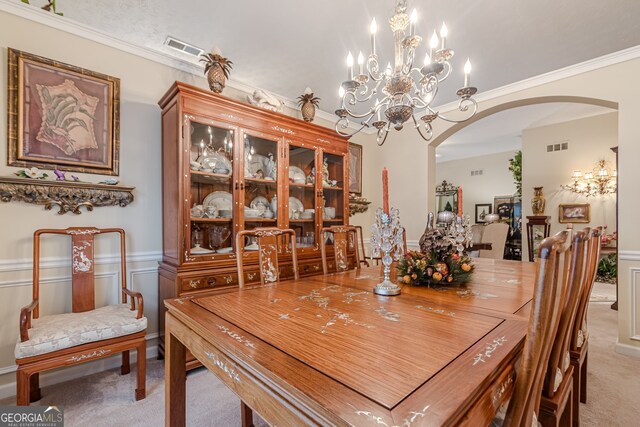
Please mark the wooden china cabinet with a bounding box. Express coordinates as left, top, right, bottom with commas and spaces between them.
157, 82, 350, 363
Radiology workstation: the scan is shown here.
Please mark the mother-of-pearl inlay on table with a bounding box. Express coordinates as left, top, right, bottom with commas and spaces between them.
164, 258, 536, 426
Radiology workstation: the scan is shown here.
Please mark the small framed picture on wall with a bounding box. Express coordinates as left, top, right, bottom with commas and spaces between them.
494, 195, 514, 223
559, 204, 590, 223
475, 203, 492, 223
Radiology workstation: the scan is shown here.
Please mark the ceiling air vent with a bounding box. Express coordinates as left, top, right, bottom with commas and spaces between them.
164, 36, 204, 58
470, 169, 483, 176
546, 141, 569, 153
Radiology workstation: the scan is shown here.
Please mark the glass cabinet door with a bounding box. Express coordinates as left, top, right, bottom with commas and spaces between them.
187, 119, 236, 259
241, 132, 279, 248
321, 152, 346, 227
287, 144, 318, 250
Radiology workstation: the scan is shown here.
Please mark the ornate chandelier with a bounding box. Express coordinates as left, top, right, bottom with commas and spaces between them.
561, 160, 617, 197
334, 0, 478, 145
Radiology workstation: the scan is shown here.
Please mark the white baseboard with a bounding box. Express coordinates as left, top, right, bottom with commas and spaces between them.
0, 335, 159, 401
614, 341, 640, 358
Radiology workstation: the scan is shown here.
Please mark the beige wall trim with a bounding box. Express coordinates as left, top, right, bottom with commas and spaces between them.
620, 251, 640, 261
629, 268, 640, 342
435, 45, 640, 115
430, 96, 618, 147
0, 0, 354, 129
615, 341, 640, 358
0, 272, 118, 293
0, 251, 162, 273
0, 334, 159, 400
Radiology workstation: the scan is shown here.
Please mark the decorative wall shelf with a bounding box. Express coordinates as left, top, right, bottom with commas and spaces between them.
0, 177, 134, 214
349, 193, 371, 216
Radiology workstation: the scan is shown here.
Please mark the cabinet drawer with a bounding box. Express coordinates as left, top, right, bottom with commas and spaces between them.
180, 272, 238, 292
299, 260, 323, 276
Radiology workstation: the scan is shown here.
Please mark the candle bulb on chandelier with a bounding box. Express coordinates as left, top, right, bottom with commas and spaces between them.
440, 23, 448, 49
357, 51, 364, 75
347, 51, 354, 80
429, 30, 439, 59
370, 18, 377, 57
464, 59, 472, 87
382, 167, 390, 215
385, 62, 393, 77
338, 85, 345, 98
423, 52, 431, 66
410, 9, 417, 36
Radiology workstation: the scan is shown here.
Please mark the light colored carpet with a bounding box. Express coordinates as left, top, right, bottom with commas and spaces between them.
2, 282, 637, 426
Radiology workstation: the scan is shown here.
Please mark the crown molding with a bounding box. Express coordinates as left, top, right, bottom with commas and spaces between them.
0, 0, 358, 131
4, 1, 637, 136
436, 45, 640, 113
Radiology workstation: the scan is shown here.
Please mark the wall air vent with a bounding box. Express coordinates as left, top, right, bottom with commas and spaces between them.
164, 36, 204, 58
470, 169, 483, 176
546, 140, 569, 153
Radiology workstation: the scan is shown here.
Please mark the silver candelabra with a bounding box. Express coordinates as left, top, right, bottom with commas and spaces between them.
371, 207, 405, 296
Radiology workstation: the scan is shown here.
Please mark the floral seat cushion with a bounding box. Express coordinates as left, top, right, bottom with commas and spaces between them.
15, 304, 147, 359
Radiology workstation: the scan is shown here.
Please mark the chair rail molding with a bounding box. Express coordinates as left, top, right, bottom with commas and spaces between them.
619, 251, 640, 261
0, 251, 162, 273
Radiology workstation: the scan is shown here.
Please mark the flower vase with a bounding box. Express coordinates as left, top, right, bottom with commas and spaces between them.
531, 186, 546, 215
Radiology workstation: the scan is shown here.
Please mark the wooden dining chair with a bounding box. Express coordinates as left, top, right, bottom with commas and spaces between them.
321, 226, 360, 274
499, 229, 571, 427
570, 227, 602, 411
16, 227, 146, 405
236, 227, 298, 426
353, 225, 370, 267
539, 227, 590, 427
236, 227, 299, 287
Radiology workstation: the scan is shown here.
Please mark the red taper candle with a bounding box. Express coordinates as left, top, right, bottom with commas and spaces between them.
382, 167, 389, 214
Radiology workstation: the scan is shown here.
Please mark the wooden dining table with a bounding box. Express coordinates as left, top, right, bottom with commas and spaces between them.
164, 258, 537, 427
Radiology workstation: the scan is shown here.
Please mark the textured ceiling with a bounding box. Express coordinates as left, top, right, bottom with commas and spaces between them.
28, 0, 637, 159
55, 0, 640, 110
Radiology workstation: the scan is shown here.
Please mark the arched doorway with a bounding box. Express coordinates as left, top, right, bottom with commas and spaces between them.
430, 96, 619, 306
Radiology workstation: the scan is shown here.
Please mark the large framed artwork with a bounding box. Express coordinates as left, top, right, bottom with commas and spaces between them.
7, 48, 121, 175
348, 142, 362, 195
559, 203, 590, 223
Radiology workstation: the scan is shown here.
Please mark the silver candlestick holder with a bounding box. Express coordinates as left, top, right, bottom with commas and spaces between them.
371, 207, 405, 296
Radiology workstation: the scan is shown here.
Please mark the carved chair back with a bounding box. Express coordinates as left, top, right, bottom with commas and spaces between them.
503, 229, 571, 426
321, 226, 360, 274
571, 226, 603, 351
236, 228, 298, 287
353, 225, 370, 267
543, 227, 590, 398
32, 227, 130, 318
